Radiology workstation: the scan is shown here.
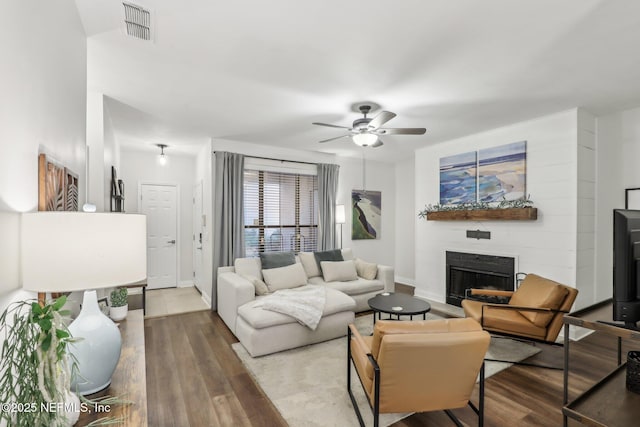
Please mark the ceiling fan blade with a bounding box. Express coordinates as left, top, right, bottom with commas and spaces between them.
377, 127, 426, 135
319, 134, 350, 143
372, 140, 384, 148
312, 122, 351, 130
367, 111, 396, 129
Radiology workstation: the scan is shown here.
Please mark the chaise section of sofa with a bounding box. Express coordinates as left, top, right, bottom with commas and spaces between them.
217, 248, 394, 356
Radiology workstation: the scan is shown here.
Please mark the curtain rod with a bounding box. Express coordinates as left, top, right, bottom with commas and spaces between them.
212, 151, 318, 166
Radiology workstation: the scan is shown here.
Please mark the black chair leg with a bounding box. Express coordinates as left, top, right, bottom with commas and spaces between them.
444, 409, 464, 427
347, 328, 365, 427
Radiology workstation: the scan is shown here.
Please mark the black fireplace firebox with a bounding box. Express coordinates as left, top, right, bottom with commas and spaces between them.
446, 251, 515, 307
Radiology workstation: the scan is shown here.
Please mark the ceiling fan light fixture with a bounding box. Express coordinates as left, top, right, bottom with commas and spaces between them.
352, 133, 378, 147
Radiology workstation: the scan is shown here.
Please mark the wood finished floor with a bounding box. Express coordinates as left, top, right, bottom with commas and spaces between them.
145, 308, 636, 426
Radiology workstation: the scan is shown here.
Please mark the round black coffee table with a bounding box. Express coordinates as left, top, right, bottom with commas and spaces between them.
368, 292, 431, 325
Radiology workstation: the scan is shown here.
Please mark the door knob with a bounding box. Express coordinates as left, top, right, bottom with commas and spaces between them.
168, 239, 176, 244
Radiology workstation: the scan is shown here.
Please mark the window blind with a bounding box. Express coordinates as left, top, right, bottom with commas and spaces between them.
244, 169, 318, 257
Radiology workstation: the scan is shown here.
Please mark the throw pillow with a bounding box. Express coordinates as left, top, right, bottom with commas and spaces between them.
314, 249, 344, 270
355, 258, 378, 280
240, 274, 270, 296
299, 252, 322, 278
320, 260, 358, 282
259, 251, 295, 270
261, 262, 308, 292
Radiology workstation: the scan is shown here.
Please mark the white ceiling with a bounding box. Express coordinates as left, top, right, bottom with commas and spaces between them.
75, 0, 640, 162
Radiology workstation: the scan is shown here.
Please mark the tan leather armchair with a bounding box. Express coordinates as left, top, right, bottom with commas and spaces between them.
461, 273, 578, 345
347, 318, 490, 427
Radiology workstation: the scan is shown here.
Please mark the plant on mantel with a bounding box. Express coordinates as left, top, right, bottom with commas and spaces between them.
418, 196, 537, 221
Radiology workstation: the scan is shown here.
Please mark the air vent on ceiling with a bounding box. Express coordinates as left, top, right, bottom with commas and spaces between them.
123, 2, 151, 41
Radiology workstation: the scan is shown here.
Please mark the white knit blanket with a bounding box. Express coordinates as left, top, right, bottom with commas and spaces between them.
253, 285, 326, 330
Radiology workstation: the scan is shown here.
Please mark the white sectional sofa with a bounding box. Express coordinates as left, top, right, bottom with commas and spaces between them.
217, 248, 394, 356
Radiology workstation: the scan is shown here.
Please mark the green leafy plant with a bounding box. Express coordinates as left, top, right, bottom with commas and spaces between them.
418, 195, 535, 219
1, 296, 130, 427
0, 296, 75, 427
109, 288, 128, 308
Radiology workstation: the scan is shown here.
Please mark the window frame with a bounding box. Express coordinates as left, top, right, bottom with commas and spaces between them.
243, 167, 318, 255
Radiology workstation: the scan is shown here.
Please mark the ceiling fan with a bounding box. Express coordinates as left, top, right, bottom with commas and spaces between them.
312, 105, 426, 148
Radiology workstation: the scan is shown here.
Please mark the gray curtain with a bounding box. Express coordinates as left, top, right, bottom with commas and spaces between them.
317, 163, 339, 250
212, 151, 245, 310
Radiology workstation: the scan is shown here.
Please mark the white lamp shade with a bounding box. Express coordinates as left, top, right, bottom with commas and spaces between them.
21, 212, 147, 292
336, 204, 346, 224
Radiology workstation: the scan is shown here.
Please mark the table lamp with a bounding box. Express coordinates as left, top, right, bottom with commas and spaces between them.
21, 212, 146, 395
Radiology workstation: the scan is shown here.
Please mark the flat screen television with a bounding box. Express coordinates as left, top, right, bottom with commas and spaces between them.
613, 209, 640, 328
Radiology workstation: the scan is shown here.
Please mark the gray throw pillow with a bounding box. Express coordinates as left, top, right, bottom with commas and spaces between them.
259, 251, 296, 270
314, 249, 344, 270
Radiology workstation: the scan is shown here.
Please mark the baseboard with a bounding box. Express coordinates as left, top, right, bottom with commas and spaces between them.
201, 291, 211, 308
414, 288, 443, 303
394, 276, 415, 286
178, 281, 194, 288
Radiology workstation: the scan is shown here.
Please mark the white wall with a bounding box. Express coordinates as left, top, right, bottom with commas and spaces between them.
595, 106, 640, 303
395, 156, 415, 284
414, 110, 579, 304
0, 1, 86, 304
103, 103, 120, 210
119, 149, 197, 285
87, 92, 105, 210
576, 109, 597, 308
336, 156, 396, 268
196, 140, 213, 303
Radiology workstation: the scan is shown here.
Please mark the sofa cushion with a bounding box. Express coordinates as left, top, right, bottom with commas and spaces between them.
261, 262, 308, 292
235, 257, 263, 280
314, 249, 343, 269
355, 258, 378, 280
310, 276, 385, 296
321, 260, 358, 282
299, 252, 322, 278
237, 287, 356, 329
341, 248, 354, 261
509, 274, 569, 327
259, 251, 296, 270
240, 274, 270, 296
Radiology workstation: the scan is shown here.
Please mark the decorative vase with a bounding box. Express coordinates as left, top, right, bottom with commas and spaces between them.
109, 304, 128, 321
68, 290, 122, 395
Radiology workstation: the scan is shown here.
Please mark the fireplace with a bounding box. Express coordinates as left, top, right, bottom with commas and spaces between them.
446, 251, 515, 307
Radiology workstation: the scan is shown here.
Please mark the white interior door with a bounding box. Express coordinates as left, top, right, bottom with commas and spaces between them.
193, 182, 204, 292
141, 184, 177, 290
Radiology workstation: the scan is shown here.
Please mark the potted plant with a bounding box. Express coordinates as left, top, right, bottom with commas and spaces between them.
0, 296, 80, 426
109, 288, 128, 321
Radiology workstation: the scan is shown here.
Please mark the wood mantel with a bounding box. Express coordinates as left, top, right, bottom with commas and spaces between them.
425, 207, 538, 221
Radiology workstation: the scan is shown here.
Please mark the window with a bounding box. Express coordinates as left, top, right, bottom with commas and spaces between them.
244, 165, 318, 257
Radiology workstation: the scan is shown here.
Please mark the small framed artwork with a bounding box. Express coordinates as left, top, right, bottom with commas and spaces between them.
626, 188, 640, 210
98, 297, 110, 316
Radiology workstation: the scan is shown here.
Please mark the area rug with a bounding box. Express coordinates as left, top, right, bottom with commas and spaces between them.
232, 314, 540, 427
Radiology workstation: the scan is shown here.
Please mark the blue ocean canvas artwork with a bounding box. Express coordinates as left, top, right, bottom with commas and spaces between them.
478, 141, 526, 202
439, 151, 477, 204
